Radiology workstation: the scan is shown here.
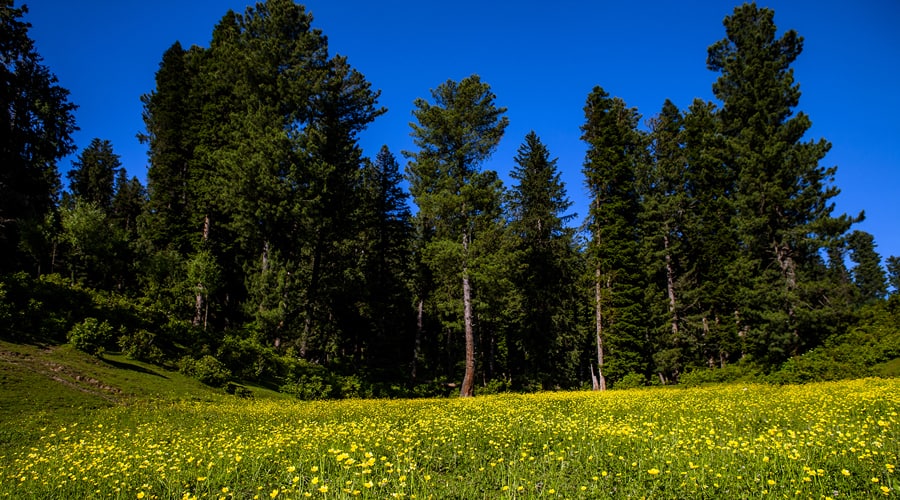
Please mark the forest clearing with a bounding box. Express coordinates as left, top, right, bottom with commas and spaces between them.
1, 378, 897, 499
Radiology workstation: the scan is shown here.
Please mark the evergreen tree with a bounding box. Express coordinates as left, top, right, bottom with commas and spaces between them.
67, 138, 121, 213
639, 100, 689, 383
139, 41, 198, 255
678, 99, 741, 369
847, 230, 887, 303
140, 1, 384, 350
0, 1, 77, 271
507, 132, 579, 388
886, 256, 900, 295
581, 86, 648, 388
406, 75, 508, 397
111, 169, 146, 236
708, 3, 856, 364
358, 146, 414, 378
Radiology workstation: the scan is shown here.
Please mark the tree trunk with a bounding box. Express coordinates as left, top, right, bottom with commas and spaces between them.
460, 231, 476, 397
193, 214, 211, 328
593, 267, 607, 391
193, 284, 204, 328
664, 233, 679, 337
412, 298, 424, 381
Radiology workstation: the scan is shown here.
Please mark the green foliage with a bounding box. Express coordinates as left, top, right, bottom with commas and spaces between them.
768, 295, 900, 384
67, 138, 121, 212
178, 355, 232, 388
3, 1, 896, 398
118, 329, 165, 364
280, 375, 334, 401
224, 382, 253, 398
678, 363, 762, 387
477, 377, 512, 395
67, 317, 114, 356
847, 230, 887, 303
708, 3, 857, 364
406, 75, 509, 396
582, 86, 648, 383
613, 372, 647, 390
217, 334, 277, 381
506, 132, 582, 390
0, 1, 78, 270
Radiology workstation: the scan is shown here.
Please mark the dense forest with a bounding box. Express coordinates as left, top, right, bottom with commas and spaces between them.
2, 0, 899, 397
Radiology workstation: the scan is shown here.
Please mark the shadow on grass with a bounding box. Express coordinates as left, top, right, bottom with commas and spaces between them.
101, 357, 169, 378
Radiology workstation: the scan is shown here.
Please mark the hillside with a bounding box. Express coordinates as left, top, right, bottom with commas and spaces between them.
0, 340, 285, 451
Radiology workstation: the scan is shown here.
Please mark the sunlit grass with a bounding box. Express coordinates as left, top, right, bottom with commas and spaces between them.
1, 378, 896, 498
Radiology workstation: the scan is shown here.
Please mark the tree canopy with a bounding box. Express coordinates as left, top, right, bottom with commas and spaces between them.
1, 1, 896, 397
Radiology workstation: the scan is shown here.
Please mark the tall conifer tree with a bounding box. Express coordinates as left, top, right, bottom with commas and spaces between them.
67, 138, 121, 213
0, 2, 77, 271
581, 87, 648, 388
507, 132, 579, 388
406, 75, 508, 397
708, 3, 856, 362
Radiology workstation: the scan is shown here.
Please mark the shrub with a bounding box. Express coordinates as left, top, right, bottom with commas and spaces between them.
118, 329, 165, 364
478, 377, 511, 395
178, 355, 232, 387
224, 382, 253, 398
67, 317, 113, 356
280, 374, 334, 400
613, 372, 647, 390
679, 363, 761, 387
217, 334, 276, 381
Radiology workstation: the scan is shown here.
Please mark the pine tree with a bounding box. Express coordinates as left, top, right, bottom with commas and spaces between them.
111, 170, 146, 236
140, 1, 384, 349
679, 99, 741, 369
507, 132, 579, 388
357, 146, 414, 378
139, 41, 197, 255
886, 256, 900, 295
847, 230, 887, 303
406, 75, 508, 397
581, 86, 648, 388
708, 3, 856, 364
67, 138, 121, 213
0, 1, 77, 271
639, 100, 689, 383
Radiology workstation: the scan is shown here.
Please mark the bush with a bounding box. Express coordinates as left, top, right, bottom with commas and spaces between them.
613, 372, 647, 390
217, 334, 276, 381
678, 363, 761, 387
67, 317, 114, 356
118, 329, 165, 364
478, 377, 511, 395
224, 382, 253, 398
280, 374, 334, 400
178, 355, 232, 387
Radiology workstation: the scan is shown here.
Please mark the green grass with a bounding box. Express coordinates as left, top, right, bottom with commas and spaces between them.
0, 348, 897, 499
0, 340, 286, 452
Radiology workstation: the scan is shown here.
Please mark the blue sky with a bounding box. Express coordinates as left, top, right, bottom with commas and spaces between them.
24, 1, 900, 262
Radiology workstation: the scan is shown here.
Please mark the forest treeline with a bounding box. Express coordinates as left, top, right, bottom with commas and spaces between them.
2, 0, 899, 397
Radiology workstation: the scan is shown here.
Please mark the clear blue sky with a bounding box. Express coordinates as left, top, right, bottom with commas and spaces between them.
24, 1, 900, 262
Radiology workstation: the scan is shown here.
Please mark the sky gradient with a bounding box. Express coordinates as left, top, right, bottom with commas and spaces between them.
24, 1, 900, 262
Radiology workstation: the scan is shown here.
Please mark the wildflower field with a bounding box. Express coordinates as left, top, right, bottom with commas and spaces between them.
1, 378, 897, 499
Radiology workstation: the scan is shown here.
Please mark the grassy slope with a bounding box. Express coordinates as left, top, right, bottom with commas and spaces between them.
0, 340, 286, 452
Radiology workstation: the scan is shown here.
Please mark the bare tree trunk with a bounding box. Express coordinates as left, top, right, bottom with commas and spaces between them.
460, 231, 476, 398
412, 298, 424, 381
193, 285, 204, 328
593, 267, 607, 391
664, 233, 679, 337
193, 214, 211, 328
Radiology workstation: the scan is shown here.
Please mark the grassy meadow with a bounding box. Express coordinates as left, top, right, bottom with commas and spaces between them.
0, 369, 897, 499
